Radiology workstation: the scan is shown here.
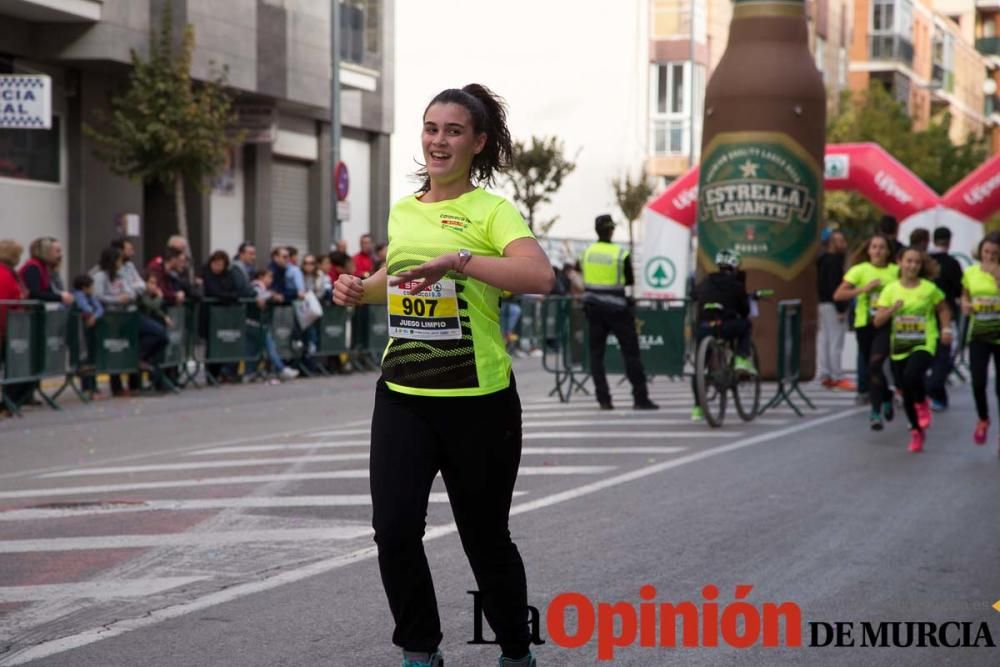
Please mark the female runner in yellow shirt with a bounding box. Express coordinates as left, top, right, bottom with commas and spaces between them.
872, 247, 952, 453
334, 84, 553, 667
833, 234, 899, 430
960, 231, 1000, 453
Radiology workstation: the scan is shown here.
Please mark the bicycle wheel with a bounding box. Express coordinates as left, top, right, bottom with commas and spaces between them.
733, 342, 761, 421
695, 335, 727, 428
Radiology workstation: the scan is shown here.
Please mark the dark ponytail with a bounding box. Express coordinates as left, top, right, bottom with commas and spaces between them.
416, 83, 513, 193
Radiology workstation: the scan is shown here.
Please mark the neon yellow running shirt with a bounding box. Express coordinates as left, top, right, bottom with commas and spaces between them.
876, 279, 944, 360
842, 262, 899, 328
381, 187, 534, 397
962, 264, 1000, 344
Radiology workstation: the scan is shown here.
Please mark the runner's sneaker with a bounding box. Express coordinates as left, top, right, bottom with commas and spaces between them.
634, 399, 660, 410
930, 399, 947, 412
820, 377, 835, 389
599, 401, 614, 410
882, 400, 894, 422
834, 378, 856, 392
402, 651, 443, 667
279, 367, 299, 381
915, 400, 932, 430
733, 355, 757, 375
691, 406, 704, 421
498, 653, 536, 666
974, 419, 989, 445
907, 428, 924, 453
870, 409, 883, 431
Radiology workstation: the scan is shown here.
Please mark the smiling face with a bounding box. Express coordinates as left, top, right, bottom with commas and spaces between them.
899, 249, 922, 279
981, 241, 1000, 265
868, 237, 890, 265
422, 102, 486, 188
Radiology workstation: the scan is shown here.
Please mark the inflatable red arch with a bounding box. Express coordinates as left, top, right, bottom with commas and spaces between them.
642, 142, 1000, 277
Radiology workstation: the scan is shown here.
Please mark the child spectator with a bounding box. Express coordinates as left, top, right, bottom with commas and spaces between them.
72, 274, 104, 395
249, 268, 298, 382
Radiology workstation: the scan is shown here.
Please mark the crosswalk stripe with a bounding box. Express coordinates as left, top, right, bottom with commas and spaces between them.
190, 441, 369, 455
0, 492, 530, 520
0, 577, 208, 602
0, 466, 615, 500
524, 418, 728, 427
522, 446, 684, 455
308, 428, 373, 437
524, 431, 740, 439
0, 527, 376, 554
38, 454, 372, 478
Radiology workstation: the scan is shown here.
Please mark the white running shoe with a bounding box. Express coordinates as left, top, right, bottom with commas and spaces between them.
280, 367, 300, 381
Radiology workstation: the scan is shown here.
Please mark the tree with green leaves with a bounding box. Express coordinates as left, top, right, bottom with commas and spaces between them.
506, 136, 577, 235
825, 84, 988, 242
84, 3, 241, 241
612, 171, 654, 255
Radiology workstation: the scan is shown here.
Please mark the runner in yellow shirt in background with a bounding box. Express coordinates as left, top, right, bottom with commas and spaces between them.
833, 234, 900, 430
961, 231, 1000, 454
873, 247, 952, 453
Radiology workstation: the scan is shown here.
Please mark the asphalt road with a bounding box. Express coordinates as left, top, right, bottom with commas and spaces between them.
1, 360, 998, 666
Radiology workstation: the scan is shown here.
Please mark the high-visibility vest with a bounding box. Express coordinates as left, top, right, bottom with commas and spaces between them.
582, 242, 627, 289
582, 241, 628, 307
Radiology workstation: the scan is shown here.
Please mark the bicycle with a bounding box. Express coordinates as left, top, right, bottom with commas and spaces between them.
693, 290, 772, 428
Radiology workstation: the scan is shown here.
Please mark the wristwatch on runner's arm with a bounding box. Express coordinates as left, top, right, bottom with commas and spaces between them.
456, 248, 473, 273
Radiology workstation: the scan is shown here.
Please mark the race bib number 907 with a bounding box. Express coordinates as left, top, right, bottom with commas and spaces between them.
387, 278, 462, 340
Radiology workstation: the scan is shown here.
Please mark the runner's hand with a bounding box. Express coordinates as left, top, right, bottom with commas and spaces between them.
333, 274, 365, 306
892, 299, 904, 313
941, 328, 953, 344
864, 279, 881, 293
388, 254, 456, 295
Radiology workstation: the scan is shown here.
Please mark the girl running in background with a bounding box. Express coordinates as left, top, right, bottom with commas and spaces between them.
961, 231, 1000, 454
873, 247, 951, 453
833, 234, 899, 430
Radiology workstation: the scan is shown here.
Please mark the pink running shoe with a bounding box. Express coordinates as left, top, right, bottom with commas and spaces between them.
908, 429, 925, 453
915, 400, 932, 430
974, 420, 989, 445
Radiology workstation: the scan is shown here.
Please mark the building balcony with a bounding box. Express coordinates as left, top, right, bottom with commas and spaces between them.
976, 36, 1000, 56
868, 35, 915, 68
977, 0, 1000, 12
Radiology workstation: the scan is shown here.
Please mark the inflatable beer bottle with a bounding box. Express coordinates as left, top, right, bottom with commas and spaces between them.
696, 0, 825, 379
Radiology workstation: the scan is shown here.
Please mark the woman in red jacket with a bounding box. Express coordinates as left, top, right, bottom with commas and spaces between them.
0, 239, 27, 416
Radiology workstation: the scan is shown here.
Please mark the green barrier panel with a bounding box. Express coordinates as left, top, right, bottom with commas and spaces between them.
368, 306, 389, 359
37, 306, 70, 377
582, 302, 686, 377
162, 306, 187, 367
205, 305, 247, 363
95, 310, 140, 374
3, 309, 35, 381
761, 299, 815, 416
567, 299, 587, 367
317, 306, 350, 355
270, 305, 296, 359
516, 298, 542, 352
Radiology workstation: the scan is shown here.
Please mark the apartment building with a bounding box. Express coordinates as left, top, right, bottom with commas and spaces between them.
646, 0, 855, 183
0, 0, 393, 276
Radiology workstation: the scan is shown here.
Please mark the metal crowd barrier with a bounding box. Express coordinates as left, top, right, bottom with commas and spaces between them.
0, 297, 376, 417
517, 295, 690, 403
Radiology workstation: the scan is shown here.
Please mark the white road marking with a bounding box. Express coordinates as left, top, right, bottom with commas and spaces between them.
522, 446, 684, 455
0, 492, 530, 521
190, 441, 369, 455
37, 454, 372, 478
0, 466, 614, 500
524, 418, 746, 427
523, 431, 740, 439
307, 428, 375, 437
0, 406, 863, 666
0, 577, 208, 602
0, 419, 375, 483
0, 526, 375, 554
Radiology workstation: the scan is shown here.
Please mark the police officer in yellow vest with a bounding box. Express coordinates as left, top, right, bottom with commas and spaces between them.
582, 214, 659, 410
